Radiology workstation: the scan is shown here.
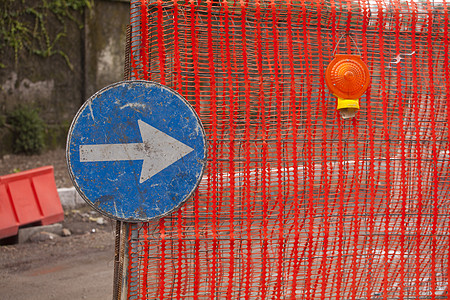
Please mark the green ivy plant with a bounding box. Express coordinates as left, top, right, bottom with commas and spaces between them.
0, 0, 92, 69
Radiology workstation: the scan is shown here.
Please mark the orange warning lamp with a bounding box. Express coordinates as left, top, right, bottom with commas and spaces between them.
325, 54, 370, 119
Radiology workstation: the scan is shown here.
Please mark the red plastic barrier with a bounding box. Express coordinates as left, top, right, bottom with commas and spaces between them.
0, 166, 64, 239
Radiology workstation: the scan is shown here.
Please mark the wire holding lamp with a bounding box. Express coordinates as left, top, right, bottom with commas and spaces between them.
326, 34, 371, 119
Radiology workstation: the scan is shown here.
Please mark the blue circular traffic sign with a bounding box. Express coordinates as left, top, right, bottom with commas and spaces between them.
66, 81, 207, 222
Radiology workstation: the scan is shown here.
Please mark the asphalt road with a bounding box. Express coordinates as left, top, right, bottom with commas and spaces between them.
0, 227, 115, 300
1, 250, 113, 300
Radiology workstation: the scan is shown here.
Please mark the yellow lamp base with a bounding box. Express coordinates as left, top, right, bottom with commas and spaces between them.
336, 98, 360, 119
337, 98, 360, 110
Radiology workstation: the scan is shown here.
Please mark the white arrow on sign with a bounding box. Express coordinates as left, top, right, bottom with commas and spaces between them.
79, 120, 194, 183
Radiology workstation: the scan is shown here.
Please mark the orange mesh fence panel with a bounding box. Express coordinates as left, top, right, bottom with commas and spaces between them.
124, 0, 450, 298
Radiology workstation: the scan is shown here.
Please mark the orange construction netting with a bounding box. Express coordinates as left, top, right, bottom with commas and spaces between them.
124, 0, 450, 298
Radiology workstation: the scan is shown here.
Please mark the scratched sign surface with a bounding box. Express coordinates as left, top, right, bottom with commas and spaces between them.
66, 81, 207, 221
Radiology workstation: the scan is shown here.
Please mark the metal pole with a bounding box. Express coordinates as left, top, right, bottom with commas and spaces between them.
112, 2, 135, 295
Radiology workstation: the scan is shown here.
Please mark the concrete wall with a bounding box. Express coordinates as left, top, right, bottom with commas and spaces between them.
85, 0, 130, 99
0, 0, 130, 155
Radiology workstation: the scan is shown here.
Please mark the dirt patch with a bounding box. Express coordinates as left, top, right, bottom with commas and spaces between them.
0, 148, 73, 188
0, 214, 114, 273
